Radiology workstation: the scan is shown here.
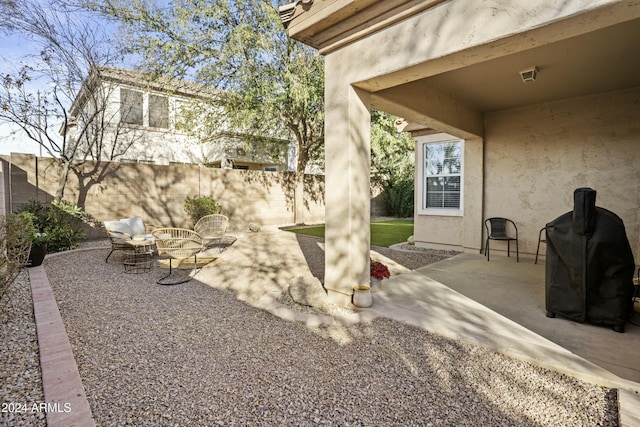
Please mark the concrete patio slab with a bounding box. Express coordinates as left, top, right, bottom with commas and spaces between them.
412, 253, 640, 384
365, 252, 640, 427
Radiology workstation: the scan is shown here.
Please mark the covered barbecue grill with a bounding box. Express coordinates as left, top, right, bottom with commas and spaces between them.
545, 188, 635, 332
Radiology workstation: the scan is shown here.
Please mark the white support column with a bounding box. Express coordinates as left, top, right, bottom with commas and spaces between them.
324, 59, 372, 306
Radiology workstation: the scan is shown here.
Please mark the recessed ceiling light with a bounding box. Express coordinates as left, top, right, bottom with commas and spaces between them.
519, 66, 538, 83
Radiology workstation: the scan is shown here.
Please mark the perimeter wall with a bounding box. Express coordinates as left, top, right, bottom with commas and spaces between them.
0, 153, 326, 238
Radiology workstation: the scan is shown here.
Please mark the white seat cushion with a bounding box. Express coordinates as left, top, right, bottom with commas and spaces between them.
123, 216, 146, 236
104, 216, 147, 239
105, 220, 132, 237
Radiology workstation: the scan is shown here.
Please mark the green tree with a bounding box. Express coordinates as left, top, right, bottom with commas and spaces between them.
370, 110, 415, 217
91, 0, 325, 222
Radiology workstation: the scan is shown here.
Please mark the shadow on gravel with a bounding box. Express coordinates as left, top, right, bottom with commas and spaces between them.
42, 246, 618, 426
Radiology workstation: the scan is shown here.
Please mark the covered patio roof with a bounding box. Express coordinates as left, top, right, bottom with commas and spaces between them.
285, 0, 640, 136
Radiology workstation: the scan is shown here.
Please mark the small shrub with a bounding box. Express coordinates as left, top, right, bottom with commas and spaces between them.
0, 213, 33, 301
384, 179, 414, 218
45, 200, 85, 252
16, 199, 86, 253
51, 198, 87, 221
13, 210, 49, 244
16, 199, 47, 231
184, 196, 222, 225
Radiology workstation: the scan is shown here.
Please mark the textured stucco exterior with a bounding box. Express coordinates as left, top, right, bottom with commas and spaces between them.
68, 68, 292, 170
482, 87, 640, 260
413, 133, 484, 253
284, 0, 640, 304
413, 87, 640, 261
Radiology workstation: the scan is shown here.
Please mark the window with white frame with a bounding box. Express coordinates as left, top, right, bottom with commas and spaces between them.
120, 89, 170, 129
149, 94, 169, 128
422, 139, 463, 213
120, 88, 143, 125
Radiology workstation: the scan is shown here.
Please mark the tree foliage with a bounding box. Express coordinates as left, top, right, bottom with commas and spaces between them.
371, 110, 415, 217
16, 198, 86, 252
0, 0, 135, 199
90, 0, 325, 175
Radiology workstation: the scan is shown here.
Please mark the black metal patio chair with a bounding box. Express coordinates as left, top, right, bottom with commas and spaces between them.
484, 217, 519, 262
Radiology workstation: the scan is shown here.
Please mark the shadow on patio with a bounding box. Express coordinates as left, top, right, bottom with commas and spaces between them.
372, 253, 640, 388
198, 229, 640, 390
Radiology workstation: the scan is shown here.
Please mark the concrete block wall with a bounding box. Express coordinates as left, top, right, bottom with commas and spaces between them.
2, 153, 325, 238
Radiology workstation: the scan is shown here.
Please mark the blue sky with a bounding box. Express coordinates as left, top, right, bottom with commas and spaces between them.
0, 26, 67, 156
0, 33, 46, 155
0, 5, 124, 157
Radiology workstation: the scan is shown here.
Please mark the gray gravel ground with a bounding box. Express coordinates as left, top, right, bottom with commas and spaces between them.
0, 271, 46, 427
1, 234, 619, 426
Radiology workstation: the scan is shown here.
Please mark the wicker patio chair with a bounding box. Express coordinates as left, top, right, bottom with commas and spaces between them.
104, 228, 132, 263
194, 214, 229, 252
152, 228, 204, 285
104, 216, 152, 262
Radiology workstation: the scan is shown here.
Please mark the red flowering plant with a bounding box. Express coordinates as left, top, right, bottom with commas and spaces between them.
370, 259, 391, 280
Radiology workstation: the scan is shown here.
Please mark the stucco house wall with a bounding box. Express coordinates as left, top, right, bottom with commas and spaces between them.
481, 87, 640, 260
69, 67, 293, 170
108, 83, 196, 165
282, 0, 640, 304
413, 132, 484, 253
412, 85, 640, 261
413, 87, 640, 261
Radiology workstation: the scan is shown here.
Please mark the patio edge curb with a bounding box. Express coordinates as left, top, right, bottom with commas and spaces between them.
28, 265, 95, 427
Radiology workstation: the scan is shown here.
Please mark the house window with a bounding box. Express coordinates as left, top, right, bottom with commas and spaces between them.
422, 139, 463, 213
174, 99, 188, 131
120, 89, 143, 125
149, 94, 169, 128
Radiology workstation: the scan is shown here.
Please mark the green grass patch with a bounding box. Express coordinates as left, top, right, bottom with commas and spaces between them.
287, 226, 325, 238
370, 220, 414, 247
286, 219, 414, 248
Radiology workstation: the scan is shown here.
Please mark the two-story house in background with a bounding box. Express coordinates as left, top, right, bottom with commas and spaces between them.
65, 66, 296, 171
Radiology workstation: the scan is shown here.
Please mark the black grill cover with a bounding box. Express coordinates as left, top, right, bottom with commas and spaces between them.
545, 188, 635, 331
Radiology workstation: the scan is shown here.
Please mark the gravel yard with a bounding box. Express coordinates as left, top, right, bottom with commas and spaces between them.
0, 271, 46, 427
1, 233, 619, 426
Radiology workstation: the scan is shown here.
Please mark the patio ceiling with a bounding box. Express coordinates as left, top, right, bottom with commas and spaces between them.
369, 17, 640, 118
